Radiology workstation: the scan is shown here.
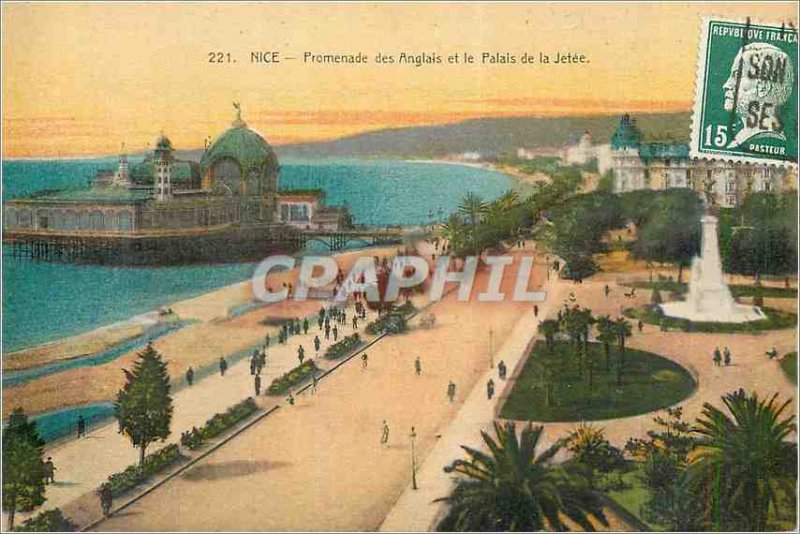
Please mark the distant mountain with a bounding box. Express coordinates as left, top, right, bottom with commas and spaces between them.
275, 112, 691, 159
173, 112, 691, 161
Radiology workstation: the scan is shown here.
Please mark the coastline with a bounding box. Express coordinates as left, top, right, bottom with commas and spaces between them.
2, 245, 404, 419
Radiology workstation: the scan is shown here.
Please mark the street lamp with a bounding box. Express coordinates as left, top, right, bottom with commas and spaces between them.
410, 426, 418, 490
489, 328, 494, 369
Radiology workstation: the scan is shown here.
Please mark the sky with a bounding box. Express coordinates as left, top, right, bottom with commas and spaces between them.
2, 2, 797, 158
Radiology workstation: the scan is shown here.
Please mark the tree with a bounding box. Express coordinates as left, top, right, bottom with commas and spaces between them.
690, 389, 797, 531
115, 344, 174, 465
436, 421, 608, 531
612, 318, 633, 386
566, 423, 624, 488
595, 315, 616, 372
457, 192, 487, 256
2, 408, 46, 530
538, 319, 560, 348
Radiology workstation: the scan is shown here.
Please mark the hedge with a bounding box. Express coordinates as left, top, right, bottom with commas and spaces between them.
13, 509, 76, 532
365, 302, 416, 335
106, 444, 183, 496
623, 305, 797, 333
324, 333, 363, 360
180, 397, 258, 450
267, 360, 318, 395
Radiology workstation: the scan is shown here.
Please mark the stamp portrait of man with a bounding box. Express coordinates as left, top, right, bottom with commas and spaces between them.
722, 42, 795, 148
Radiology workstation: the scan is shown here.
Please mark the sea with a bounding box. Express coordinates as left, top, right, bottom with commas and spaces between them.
2, 157, 512, 353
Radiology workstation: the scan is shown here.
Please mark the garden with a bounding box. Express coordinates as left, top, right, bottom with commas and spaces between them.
266, 360, 319, 395
180, 397, 259, 450
500, 340, 696, 422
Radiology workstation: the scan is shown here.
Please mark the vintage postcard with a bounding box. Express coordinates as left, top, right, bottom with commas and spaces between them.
1, 2, 798, 533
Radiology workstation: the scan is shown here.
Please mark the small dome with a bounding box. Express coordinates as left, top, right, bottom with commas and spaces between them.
200, 123, 278, 174
155, 134, 173, 151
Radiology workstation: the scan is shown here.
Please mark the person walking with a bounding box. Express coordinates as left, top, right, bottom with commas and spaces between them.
186, 366, 194, 387
264, 333, 270, 348
254, 374, 262, 396
303, 318, 309, 335
414, 356, 421, 375
98, 483, 113, 517
287, 391, 295, 406
723, 347, 731, 366
313, 335, 321, 353
712, 347, 722, 367
311, 373, 318, 395
487, 379, 495, 400
381, 420, 390, 445
44, 457, 56, 484
333, 325, 339, 342
219, 357, 228, 376
352, 315, 358, 329
298, 345, 306, 365
637, 319, 644, 333
325, 323, 331, 340
250, 354, 257, 376
533, 304, 539, 317
604, 284, 610, 298
498, 360, 507, 380
362, 353, 368, 369
77, 415, 86, 439
318, 315, 324, 331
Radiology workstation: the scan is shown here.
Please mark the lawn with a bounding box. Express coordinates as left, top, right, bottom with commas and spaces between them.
624, 305, 797, 334
780, 352, 797, 385
500, 341, 696, 422
627, 281, 797, 299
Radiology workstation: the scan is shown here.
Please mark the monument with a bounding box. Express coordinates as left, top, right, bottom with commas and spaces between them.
659, 214, 765, 323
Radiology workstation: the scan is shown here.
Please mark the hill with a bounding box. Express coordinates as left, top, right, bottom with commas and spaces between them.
171, 112, 691, 161
275, 112, 691, 158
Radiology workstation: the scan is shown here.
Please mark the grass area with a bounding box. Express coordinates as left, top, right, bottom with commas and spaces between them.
627, 281, 797, 299
599, 464, 664, 532
500, 341, 696, 422
624, 305, 798, 333
780, 352, 797, 384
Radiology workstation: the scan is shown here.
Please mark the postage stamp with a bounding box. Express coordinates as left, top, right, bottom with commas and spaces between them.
691, 18, 798, 165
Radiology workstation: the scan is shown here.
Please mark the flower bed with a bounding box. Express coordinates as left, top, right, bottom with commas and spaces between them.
106, 444, 183, 497
267, 360, 318, 395
324, 333, 363, 360
365, 302, 416, 335
180, 397, 259, 450
13, 509, 77, 532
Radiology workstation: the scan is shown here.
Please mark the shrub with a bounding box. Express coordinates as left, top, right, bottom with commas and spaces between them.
13, 509, 76, 532
180, 398, 259, 450
267, 360, 318, 395
106, 444, 183, 496
366, 314, 408, 335
324, 334, 363, 360
650, 285, 663, 305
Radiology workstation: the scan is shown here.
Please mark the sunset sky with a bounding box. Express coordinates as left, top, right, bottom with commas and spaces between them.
2, 2, 797, 158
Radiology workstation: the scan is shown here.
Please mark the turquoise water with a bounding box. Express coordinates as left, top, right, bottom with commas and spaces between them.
2, 158, 511, 352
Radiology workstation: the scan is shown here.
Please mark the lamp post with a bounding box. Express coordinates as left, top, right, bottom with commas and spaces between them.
410, 426, 418, 490
489, 328, 494, 369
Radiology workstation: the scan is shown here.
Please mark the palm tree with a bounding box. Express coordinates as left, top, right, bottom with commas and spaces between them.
612, 317, 633, 386
538, 319, 560, 348
690, 389, 797, 532
595, 315, 615, 372
437, 421, 609, 532
439, 214, 466, 257
458, 192, 487, 256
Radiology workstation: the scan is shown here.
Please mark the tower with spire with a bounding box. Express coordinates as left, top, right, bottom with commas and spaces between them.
112, 143, 131, 187
154, 133, 173, 202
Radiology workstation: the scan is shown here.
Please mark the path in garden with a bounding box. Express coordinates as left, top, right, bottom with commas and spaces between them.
9, 300, 381, 526
381, 276, 798, 531
89, 246, 549, 531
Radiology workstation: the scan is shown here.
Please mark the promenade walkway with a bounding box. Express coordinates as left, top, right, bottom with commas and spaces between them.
379, 277, 565, 531
8, 301, 381, 527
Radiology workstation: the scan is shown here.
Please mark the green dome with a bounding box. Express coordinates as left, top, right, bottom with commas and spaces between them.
200, 123, 277, 174
155, 134, 173, 151
611, 114, 642, 150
